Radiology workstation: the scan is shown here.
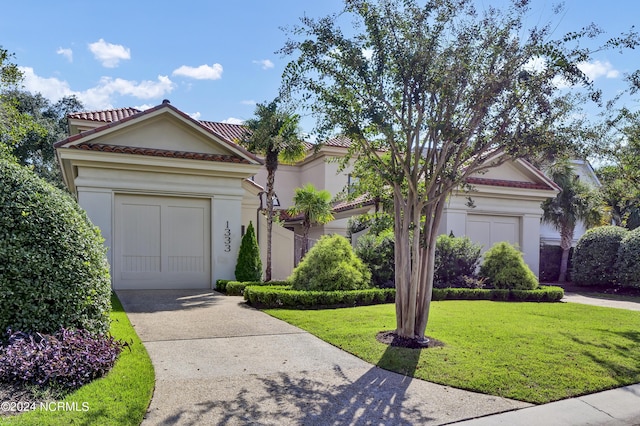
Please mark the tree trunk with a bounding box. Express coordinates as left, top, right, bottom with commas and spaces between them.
264, 151, 279, 282
558, 224, 574, 283
301, 219, 310, 259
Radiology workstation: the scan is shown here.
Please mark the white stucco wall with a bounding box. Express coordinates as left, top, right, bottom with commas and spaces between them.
73, 163, 249, 287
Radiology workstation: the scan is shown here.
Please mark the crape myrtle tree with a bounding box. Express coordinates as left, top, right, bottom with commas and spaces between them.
280, 0, 638, 342
239, 99, 306, 281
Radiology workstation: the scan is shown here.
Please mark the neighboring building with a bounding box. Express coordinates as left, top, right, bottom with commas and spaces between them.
56, 102, 559, 288
539, 159, 602, 247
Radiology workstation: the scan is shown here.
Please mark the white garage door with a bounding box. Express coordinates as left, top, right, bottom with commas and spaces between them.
113, 194, 211, 289
466, 214, 520, 253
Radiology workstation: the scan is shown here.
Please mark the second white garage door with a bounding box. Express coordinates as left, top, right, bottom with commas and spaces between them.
113, 194, 211, 290
466, 214, 520, 253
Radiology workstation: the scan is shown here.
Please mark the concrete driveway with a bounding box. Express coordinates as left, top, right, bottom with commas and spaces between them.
117, 290, 529, 425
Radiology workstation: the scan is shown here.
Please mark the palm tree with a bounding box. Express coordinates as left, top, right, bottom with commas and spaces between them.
239, 99, 306, 281
542, 159, 601, 283
289, 183, 335, 258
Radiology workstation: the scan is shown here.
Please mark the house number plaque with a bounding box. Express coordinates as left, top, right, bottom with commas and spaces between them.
224, 221, 231, 252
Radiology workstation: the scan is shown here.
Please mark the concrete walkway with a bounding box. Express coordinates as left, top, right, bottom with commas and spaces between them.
562, 292, 640, 312
117, 290, 529, 425
117, 290, 640, 425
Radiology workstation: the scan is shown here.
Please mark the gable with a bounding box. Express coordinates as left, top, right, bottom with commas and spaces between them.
465, 158, 559, 193
90, 115, 234, 156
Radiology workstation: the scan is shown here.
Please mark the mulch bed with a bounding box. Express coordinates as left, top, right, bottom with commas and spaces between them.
376, 330, 445, 349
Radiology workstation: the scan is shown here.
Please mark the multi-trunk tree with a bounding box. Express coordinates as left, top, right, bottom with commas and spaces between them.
281, 0, 638, 342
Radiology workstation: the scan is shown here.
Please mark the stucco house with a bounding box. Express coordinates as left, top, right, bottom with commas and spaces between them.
56, 101, 559, 289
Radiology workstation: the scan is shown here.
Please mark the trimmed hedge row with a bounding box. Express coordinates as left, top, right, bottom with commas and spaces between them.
243, 285, 564, 308
244, 286, 396, 308
226, 280, 290, 296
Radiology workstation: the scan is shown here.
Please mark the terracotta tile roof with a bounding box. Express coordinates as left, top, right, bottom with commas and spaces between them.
199, 121, 249, 143
465, 177, 554, 191
276, 194, 374, 222
332, 194, 375, 213
67, 107, 142, 123
324, 136, 353, 148
69, 142, 250, 164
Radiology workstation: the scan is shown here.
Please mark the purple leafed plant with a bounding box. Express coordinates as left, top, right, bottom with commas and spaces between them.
0, 328, 125, 391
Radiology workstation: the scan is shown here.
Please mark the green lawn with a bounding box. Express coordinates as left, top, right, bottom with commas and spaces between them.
1, 293, 155, 425
266, 301, 640, 404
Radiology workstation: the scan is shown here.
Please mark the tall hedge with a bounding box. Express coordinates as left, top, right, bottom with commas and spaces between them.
235, 221, 262, 282
572, 226, 628, 287
434, 234, 482, 288
290, 234, 371, 291
616, 227, 640, 288
0, 160, 111, 335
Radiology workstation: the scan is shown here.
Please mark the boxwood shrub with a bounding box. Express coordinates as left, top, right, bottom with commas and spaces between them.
572, 226, 628, 287
291, 234, 371, 291
479, 242, 538, 290
616, 227, 640, 288
226, 280, 290, 296
244, 285, 563, 308
215, 279, 231, 293
0, 160, 111, 335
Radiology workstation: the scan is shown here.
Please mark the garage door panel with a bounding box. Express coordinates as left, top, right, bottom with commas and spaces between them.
466, 214, 519, 253
114, 195, 211, 289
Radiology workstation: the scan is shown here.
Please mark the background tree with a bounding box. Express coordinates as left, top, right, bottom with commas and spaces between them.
239, 99, 306, 281
542, 159, 602, 283
281, 0, 637, 342
4, 90, 83, 186
289, 183, 334, 258
0, 47, 43, 162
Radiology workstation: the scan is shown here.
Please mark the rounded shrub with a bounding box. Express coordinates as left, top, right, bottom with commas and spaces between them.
290, 234, 372, 291
0, 160, 111, 335
355, 229, 395, 288
434, 234, 482, 288
235, 221, 262, 282
572, 225, 628, 287
615, 227, 640, 288
479, 242, 538, 290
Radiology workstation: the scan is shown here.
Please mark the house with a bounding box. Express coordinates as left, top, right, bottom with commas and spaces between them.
56, 101, 559, 289
539, 159, 601, 247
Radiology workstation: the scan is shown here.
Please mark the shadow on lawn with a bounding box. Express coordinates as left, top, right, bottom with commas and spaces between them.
563, 330, 640, 386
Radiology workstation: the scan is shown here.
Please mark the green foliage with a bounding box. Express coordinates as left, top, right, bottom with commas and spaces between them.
479, 242, 539, 290
616, 228, 640, 288
539, 244, 574, 282
434, 234, 483, 288
347, 212, 394, 241
0, 160, 111, 335
572, 225, 628, 287
354, 229, 395, 288
246, 285, 563, 308
234, 222, 262, 282
290, 234, 371, 291
215, 279, 231, 293
244, 285, 395, 308
226, 280, 289, 296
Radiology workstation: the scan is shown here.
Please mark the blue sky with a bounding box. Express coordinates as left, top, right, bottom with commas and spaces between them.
1, 1, 638, 135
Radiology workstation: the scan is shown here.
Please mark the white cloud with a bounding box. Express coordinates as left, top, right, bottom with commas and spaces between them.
18, 67, 175, 110
222, 117, 244, 125
523, 57, 546, 73
362, 49, 374, 60
133, 104, 155, 111
19, 67, 74, 101
88, 38, 131, 68
189, 111, 202, 120
578, 60, 619, 80
172, 63, 223, 80
252, 59, 274, 70
241, 100, 256, 106
56, 47, 73, 62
